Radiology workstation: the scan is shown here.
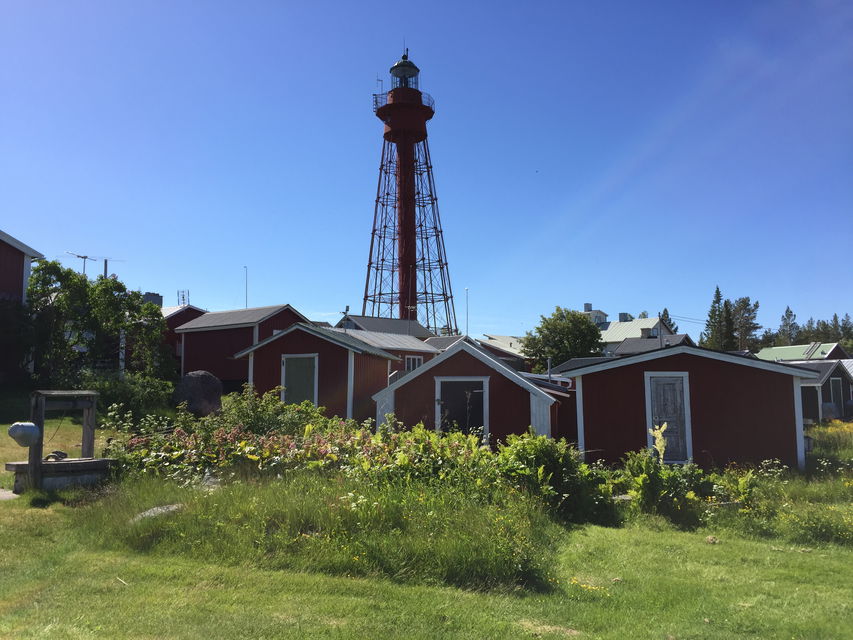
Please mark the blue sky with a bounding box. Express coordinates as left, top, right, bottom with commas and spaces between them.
2, 1, 851, 340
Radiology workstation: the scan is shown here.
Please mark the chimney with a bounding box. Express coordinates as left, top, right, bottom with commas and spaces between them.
640, 328, 652, 339
618, 312, 630, 322
583, 303, 592, 312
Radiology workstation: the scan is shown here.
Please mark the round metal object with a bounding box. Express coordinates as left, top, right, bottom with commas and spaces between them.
8, 422, 40, 448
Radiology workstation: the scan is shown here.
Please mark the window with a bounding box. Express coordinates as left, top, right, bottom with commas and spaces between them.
405, 355, 423, 371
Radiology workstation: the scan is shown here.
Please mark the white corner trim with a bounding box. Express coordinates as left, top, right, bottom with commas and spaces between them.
817, 386, 823, 422
346, 350, 355, 419
793, 377, 805, 471
644, 371, 693, 463
434, 376, 490, 439
530, 394, 551, 436
248, 352, 254, 387
576, 375, 585, 454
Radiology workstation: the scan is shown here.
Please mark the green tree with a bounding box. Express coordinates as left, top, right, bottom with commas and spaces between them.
27, 261, 172, 385
776, 306, 800, 346
659, 308, 678, 333
521, 307, 603, 373
731, 297, 760, 351
699, 286, 724, 349
722, 299, 737, 350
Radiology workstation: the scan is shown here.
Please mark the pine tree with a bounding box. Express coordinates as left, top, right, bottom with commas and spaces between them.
731, 297, 761, 351
776, 306, 800, 346
660, 308, 678, 333
699, 286, 724, 349
722, 299, 737, 350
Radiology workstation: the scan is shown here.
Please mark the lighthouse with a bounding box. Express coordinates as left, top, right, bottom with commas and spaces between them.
362, 51, 458, 335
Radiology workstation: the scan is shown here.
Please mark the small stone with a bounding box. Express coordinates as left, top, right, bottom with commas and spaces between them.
705, 535, 719, 544
130, 503, 183, 524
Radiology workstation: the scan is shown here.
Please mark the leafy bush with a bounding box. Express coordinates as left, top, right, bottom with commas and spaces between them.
495, 432, 615, 524
200, 386, 331, 436
81, 371, 173, 418
77, 473, 560, 591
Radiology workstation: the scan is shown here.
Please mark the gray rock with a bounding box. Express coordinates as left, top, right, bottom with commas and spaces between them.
174, 370, 223, 416
130, 503, 184, 524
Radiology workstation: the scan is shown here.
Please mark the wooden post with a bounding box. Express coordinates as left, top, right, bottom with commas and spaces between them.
81, 395, 96, 458
28, 393, 46, 491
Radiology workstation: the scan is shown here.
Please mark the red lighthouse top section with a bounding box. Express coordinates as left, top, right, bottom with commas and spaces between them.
373, 52, 435, 144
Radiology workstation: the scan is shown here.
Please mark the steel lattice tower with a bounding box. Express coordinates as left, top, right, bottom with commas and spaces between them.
362, 52, 458, 335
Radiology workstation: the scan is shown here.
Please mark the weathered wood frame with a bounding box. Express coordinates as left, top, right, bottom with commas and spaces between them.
27, 390, 98, 490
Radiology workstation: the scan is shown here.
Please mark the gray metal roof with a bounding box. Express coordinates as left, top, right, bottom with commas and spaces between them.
328, 328, 440, 353
613, 334, 693, 355
161, 304, 206, 319
175, 304, 307, 332
599, 318, 668, 343
424, 335, 468, 351
841, 360, 853, 381
336, 314, 435, 338
234, 323, 398, 360
479, 334, 526, 357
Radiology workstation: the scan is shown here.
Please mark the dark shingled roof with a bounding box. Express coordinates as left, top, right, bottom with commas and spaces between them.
336, 314, 435, 338
782, 360, 853, 386
612, 334, 694, 356
552, 356, 615, 374
175, 304, 307, 332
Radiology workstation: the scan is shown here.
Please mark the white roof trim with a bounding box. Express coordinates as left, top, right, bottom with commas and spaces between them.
565, 345, 820, 379
0, 229, 44, 259
372, 340, 554, 404
233, 323, 396, 360
162, 305, 206, 319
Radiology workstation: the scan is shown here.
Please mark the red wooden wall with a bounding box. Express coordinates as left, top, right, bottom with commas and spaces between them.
181, 308, 304, 387
0, 240, 25, 302
391, 350, 532, 442
580, 353, 799, 468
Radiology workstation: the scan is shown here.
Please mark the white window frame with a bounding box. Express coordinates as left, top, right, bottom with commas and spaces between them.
405, 355, 424, 371
644, 371, 693, 463
434, 376, 489, 439
281, 353, 319, 406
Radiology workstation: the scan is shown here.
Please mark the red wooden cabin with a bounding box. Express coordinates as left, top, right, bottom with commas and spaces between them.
565, 345, 819, 470
175, 304, 308, 392
234, 323, 398, 421
373, 341, 556, 442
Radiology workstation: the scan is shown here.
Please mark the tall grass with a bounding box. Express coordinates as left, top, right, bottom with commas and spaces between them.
76, 473, 560, 591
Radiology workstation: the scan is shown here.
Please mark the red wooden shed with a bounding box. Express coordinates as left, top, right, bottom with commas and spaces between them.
566, 345, 819, 470
372, 341, 555, 441
0, 229, 43, 303
160, 305, 206, 370
234, 323, 398, 421
175, 304, 308, 391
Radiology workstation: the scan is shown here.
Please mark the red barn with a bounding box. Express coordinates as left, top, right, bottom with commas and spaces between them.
372, 341, 556, 441
0, 229, 43, 303
0, 230, 43, 380
160, 305, 207, 372
566, 345, 819, 470
234, 323, 398, 421
175, 304, 308, 391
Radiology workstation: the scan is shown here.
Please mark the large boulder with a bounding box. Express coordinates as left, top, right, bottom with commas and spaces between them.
174, 370, 223, 416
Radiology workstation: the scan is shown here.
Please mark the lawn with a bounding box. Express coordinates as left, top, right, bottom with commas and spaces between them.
0, 490, 850, 639
1, 390, 850, 638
